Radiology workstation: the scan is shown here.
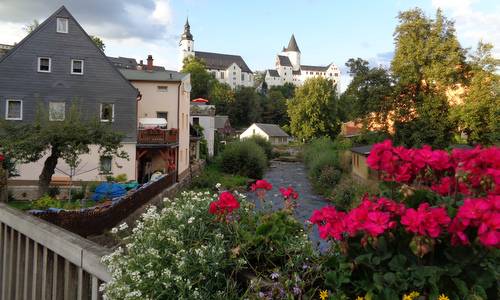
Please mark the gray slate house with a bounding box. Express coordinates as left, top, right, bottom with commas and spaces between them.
0, 6, 139, 183
240, 123, 290, 145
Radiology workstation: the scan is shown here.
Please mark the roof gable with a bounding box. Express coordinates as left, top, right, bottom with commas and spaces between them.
0, 6, 137, 93
254, 123, 289, 137
195, 51, 252, 73
277, 55, 292, 67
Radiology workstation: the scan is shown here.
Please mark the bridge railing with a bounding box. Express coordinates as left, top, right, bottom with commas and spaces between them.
0, 203, 111, 300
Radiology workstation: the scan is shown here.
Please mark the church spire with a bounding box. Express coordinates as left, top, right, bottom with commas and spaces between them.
286, 34, 300, 53
181, 17, 193, 41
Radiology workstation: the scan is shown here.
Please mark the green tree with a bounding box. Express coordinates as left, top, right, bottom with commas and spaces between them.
261, 88, 289, 126
23, 19, 39, 33
287, 77, 340, 140
340, 58, 394, 130
90, 35, 106, 52
229, 87, 262, 127
208, 80, 234, 115
0, 104, 129, 196
451, 41, 500, 145
181, 56, 214, 100
391, 8, 466, 148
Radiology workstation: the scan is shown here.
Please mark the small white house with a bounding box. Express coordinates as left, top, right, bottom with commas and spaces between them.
240, 123, 290, 145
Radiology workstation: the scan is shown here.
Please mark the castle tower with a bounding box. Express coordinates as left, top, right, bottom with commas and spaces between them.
285, 34, 301, 71
179, 18, 194, 66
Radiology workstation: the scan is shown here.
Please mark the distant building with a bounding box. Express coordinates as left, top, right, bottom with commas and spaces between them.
214, 115, 233, 138
190, 101, 216, 157
240, 123, 290, 145
264, 35, 340, 88
179, 19, 254, 88
0, 44, 13, 58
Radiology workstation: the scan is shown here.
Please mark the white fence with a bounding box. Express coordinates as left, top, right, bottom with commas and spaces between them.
0, 203, 111, 300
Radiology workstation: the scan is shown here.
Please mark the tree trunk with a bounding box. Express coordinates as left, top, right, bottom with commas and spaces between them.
38, 148, 60, 197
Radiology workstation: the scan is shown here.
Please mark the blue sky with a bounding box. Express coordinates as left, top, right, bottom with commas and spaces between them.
1, 0, 499, 90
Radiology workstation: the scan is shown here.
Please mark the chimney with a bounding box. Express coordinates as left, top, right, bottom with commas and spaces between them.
146, 55, 153, 71
138, 60, 144, 70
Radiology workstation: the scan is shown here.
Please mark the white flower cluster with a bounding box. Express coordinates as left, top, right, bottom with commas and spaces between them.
101, 190, 243, 300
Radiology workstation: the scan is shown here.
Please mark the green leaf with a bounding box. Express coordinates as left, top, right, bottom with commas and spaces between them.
388, 255, 407, 271
383, 272, 396, 285
373, 273, 384, 291
451, 278, 469, 297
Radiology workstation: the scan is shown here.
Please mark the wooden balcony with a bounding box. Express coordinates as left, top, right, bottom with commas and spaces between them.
137, 128, 178, 145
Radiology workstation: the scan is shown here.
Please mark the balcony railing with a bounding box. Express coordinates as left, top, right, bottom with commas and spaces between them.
137, 128, 178, 144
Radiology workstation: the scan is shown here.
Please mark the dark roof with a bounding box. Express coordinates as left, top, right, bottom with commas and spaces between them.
285, 34, 300, 52
180, 18, 193, 41
195, 51, 252, 73
108, 56, 137, 69
351, 145, 373, 156
301, 64, 331, 72
119, 69, 188, 82
254, 123, 289, 137
277, 55, 292, 67
267, 69, 280, 77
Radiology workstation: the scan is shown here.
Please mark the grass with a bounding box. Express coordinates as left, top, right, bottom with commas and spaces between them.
7, 199, 98, 211
7, 200, 33, 211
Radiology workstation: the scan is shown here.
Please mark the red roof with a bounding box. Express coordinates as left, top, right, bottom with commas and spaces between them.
192, 98, 209, 103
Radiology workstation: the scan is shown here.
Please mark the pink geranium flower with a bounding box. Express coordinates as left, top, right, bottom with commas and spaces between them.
280, 186, 298, 200
209, 191, 240, 216
251, 179, 273, 191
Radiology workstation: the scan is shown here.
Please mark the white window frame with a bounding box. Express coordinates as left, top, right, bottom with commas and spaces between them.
71, 59, 84, 75
100, 103, 115, 122
38, 57, 51, 73
5, 99, 23, 120
49, 101, 66, 121
56, 18, 68, 33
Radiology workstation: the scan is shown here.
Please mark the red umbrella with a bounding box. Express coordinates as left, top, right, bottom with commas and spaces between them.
192, 98, 209, 103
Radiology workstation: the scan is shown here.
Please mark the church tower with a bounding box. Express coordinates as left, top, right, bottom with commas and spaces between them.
179, 18, 194, 66
285, 34, 301, 71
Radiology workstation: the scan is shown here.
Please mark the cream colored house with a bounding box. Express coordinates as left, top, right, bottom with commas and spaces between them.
351, 145, 379, 181
119, 55, 191, 182
240, 123, 290, 145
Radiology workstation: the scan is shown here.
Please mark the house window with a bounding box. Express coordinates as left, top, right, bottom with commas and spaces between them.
38, 57, 51, 73
241, 73, 245, 81
211, 71, 216, 77
233, 72, 236, 75
335, 73, 339, 76
49, 102, 65, 121
193, 117, 200, 126
157, 111, 168, 122
220, 72, 224, 79
188, 47, 191, 51
5, 100, 22, 120
99, 156, 112, 174
71, 59, 84, 75
56, 18, 68, 33
157, 86, 168, 92
100, 103, 114, 122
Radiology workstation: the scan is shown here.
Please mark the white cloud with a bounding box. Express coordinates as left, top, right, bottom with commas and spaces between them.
432, 0, 500, 56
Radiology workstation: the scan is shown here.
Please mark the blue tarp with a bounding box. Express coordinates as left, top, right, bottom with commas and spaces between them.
91, 182, 127, 202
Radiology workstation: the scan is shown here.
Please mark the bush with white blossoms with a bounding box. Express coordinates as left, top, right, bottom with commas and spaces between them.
101, 190, 247, 300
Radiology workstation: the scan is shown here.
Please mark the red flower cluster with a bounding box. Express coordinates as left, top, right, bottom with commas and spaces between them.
251, 179, 273, 191
449, 195, 500, 248
367, 140, 500, 197
309, 197, 403, 240
401, 203, 450, 238
0, 154, 4, 163
280, 187, 298, 200
209, 191, 240, 216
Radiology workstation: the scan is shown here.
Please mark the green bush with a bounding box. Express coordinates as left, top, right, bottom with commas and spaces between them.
218, 140, 267, 179
47, 186, 60, 198
243, 135, 274, 160
114, 173, 128, 182
330, 175, 379, 210
69, 188, 85, 200
32, 195, 59, 210
191, 165, 249, 190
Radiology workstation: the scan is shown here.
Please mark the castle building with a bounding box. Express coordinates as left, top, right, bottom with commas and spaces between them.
264, 35, 340, 88
179, 19, 254, 89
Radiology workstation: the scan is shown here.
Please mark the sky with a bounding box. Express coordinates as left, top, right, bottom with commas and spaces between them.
0, 0, 499, 90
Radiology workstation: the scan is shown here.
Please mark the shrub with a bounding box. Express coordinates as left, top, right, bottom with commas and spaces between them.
32, 195, 59, 210
69, 188, 85, 200
218, 140, 267, 179
330, 175, 379, 210
243, 135, 274, 160
47, 186, 60, 198
191, 165, 249, 190
114, 173, 128, 183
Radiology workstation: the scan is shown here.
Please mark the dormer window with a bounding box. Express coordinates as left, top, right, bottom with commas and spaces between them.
38, 57, 51, 73
71, 59, 84, 75
56, 18, 68, 33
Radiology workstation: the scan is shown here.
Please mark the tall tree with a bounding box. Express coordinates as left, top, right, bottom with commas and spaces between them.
90, 35, 106, 52
391, 8, 466, 148
181, 56, 214, 100
229, 87, 262, 127
340, 58, 394, 130
208, 81, 234, 115
23, 19, 39, 33
0, 104, 128, 196
287, 77, 340, 140
451, 41, 500, 145
261, 88, 289, 126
